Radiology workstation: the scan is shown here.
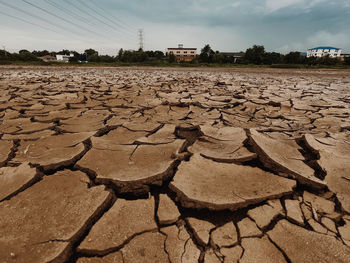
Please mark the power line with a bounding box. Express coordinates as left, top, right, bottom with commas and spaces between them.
0, 10, 61, 35
0, 1, 102, 46
75, 0, 135, 39
0, 0, 137, 49
0, 8, 99, 47
44, 0, 95, 27
85, 0, 136, 34
22, 0, 110, 40
61, 0, 129, 39
0, 1, 79, 36
87, 0, 137, 32
62, 0, 134, 42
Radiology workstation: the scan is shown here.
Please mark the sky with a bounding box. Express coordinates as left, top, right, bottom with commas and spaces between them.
0, 0, 349, 55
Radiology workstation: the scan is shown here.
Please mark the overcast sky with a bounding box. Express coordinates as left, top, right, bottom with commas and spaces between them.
0, 0, 349, 55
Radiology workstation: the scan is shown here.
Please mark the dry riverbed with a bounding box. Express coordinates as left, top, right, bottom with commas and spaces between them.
0, 66, 349, 262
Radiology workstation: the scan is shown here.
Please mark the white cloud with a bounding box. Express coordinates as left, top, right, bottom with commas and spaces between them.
266, 0, 303, 12
231, 2, 241, 8
265, 0, 328, 12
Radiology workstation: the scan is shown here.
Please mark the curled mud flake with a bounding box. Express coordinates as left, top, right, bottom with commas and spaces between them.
170, 154, 296, 211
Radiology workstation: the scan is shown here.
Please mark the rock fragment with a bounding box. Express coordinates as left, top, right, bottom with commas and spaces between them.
2, 129, 55, 140
77, 138, 185, 194
77, 253, 123, 263
120, 231, 168, 263
13, 132, 93, 170
200, 126, 247, 141
237, 218, 262, 238
59, 112, 107, 133
0, 140, 13, 166
249, 129, 326, 189
240, 236, 287, 263
0, 170, 112, 263
189, 126, 256, 163
136, 124, 177, 144
303, 191, 335, 215
96, 126, 147, 145
212, 222, 238, 247
247, 199, 283, 229
268, 220, 350, 263
300, 203, 313, 221
79, 197, 157, 252
220, 246, 243, 263
0, 162, 37, 201
185, 217, 215, 246
157, 194, 180, 225
162, 224, 191, 263
170, 154, 296, 211
189, 137, 256, 164
0, 118, 53, 135
304, 134, 350, 213
79, 232, 169, 263
204, 249, 222, 263
339, 219, 350, 246
321, 217, 337, 233
308, 218, 328, 234
182, 238, 201, 263
285, 199, 305, 225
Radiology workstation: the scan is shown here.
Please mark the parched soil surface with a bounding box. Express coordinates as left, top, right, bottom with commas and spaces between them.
0, 66, 350, 263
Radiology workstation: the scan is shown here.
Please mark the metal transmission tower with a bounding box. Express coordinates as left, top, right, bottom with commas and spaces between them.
138, 29, 144, 50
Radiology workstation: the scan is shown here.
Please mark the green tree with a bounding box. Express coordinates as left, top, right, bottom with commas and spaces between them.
306, 56, 317, 65
199, 44, 215, 63
99, 55, 116, 63
212, 51, 224, 64
88, 53, 100, 62
19, 49, 30, 54
84, 48, 98, 58
57, 49, 71, 55
244, 45, 266, 64
263, 52, 282, 65
117, 48, 124, 61
16, 50, 39, 61
32, 50, 50, 57
284, 52, 302, 64
153, 51, 165, 59
168, 52, 176, 63
344, 56, 350, 66
317, 55, 339, 66
69, 56, 79, 63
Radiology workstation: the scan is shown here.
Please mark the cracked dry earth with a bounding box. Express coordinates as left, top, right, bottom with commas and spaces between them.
0, 66, 350, 263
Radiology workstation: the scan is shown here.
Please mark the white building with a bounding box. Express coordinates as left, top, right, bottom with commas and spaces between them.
168, 44, 197, 62
56, 53, 74, 62
307, 47, 342, 58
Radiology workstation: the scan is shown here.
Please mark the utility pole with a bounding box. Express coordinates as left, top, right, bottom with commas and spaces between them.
138, 29, 144, 51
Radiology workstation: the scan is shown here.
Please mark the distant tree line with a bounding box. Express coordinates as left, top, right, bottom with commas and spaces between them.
198, 44, 350, 66
1, 45, 349, 66
0, 48, 167, 64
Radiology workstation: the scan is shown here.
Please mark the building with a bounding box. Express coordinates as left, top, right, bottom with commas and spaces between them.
340, 54, 350, 61
307, 47, 342, 58
219, 52, 245, 63
56, 54, 74, 62
168, 44, 197, 62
